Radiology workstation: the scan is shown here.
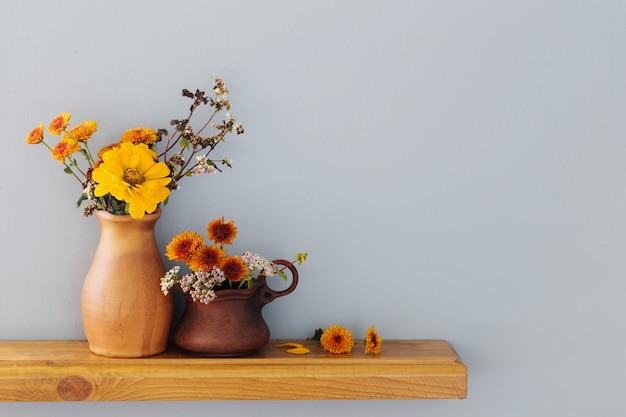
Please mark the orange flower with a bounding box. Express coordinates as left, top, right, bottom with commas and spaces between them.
51, 137, 80, 162
222, 256, 249, 283
120, 126, 158, 144
86, 160, 103, 179
364, 326, 382, 355
97, 142, 121, 159
165, 231, 204, 262
207, 217, 238, 246
67, 120, 98, 142
48, 113, 71, 136
25, 124, 44, 144
320, 325, 354, 354
189, 244, 227, 272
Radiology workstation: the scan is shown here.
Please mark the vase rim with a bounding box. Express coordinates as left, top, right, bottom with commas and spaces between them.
183, 285, 260, 303
94, 207, 162, 222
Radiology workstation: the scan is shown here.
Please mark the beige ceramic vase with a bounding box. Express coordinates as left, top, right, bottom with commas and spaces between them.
81, 208, 173, 358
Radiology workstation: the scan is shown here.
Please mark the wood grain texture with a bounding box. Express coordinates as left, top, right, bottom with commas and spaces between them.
0, 340, 467, 401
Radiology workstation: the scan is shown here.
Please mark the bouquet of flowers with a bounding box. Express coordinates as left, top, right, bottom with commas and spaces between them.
24, 78, 243, 218
160, 216, 307, 304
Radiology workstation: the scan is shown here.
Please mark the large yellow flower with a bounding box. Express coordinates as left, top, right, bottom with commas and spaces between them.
92, 142, 171, 219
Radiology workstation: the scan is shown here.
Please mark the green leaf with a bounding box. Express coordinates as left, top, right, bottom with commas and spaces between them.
63, 167, 73, 174
277, 269, 289, 282
295, 253, 308, 265
307, 329, 324, 342
76, 193, 89, 207
180, 136, 189, 150
106, 195, 128, 215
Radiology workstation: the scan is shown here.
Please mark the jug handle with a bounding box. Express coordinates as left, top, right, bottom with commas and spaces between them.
259, 259, 299, 306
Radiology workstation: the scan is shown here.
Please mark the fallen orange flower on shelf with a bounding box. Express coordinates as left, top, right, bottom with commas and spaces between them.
364, 325, 382, 355
320, 325, 354, 354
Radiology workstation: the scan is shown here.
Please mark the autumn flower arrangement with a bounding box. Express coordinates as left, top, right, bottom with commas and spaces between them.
160, 216, 307, 304
24, 78, 243, 219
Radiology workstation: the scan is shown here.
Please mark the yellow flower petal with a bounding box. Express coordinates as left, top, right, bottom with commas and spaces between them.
275, 343, 304, 348
286, 347, 310, 355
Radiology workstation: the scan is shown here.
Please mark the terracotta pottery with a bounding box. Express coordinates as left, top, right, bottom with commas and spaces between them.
174, 259, 299, 357
81, 208, 173, 358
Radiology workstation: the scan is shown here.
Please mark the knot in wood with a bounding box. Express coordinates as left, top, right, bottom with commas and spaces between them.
57, 376, 92, 401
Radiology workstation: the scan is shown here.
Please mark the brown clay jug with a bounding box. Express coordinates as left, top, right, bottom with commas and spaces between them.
81, 208, 174, 358
174, 259, 299, 357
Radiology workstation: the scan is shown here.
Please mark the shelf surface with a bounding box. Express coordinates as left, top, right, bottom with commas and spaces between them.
0, 339, 467, 401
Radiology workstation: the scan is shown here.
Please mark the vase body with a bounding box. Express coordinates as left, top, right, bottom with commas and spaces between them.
174, 260, 299, 357
81, 209, 173, 358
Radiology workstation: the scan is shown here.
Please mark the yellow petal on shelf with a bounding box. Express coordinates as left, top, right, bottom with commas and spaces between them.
286, 347, 310, 355
275, 342, 304, 349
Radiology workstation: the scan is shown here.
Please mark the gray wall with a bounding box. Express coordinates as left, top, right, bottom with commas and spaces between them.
2, 1, 625, 415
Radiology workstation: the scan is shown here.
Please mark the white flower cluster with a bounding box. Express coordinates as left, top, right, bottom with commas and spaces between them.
191, 155, 217, 176
179, 267, 226, 304
160, 266, 180, 295
241, 251, 277, 276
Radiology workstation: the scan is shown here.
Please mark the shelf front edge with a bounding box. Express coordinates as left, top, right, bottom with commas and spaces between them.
0, 339, 467, 401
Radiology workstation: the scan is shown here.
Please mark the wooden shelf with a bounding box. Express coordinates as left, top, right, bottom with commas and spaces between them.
0, 339, 466, 402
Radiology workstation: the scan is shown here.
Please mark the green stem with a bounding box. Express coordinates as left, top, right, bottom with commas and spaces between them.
40, 141, 84, 184
82, 141, 97, 166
